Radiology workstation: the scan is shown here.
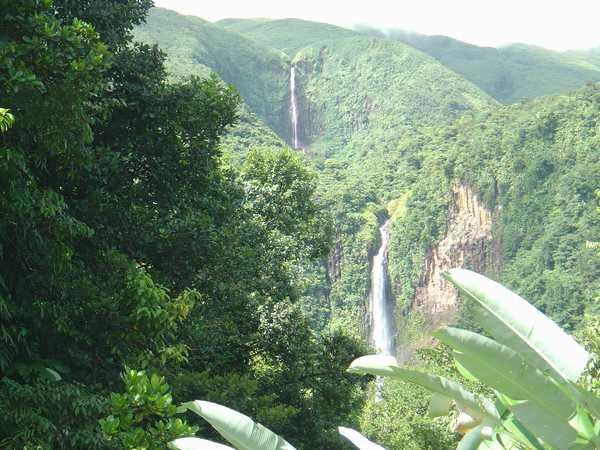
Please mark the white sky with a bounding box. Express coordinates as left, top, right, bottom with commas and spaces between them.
154, 0, 600, 51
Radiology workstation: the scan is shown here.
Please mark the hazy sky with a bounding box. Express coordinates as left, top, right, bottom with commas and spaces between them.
154, 0, 600, 51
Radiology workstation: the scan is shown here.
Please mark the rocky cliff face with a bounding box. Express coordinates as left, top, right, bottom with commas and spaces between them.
411, 184, 498, 325
291, 58, 322, 149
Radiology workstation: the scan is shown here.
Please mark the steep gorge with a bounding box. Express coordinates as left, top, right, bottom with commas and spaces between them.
136, 8, 599, 349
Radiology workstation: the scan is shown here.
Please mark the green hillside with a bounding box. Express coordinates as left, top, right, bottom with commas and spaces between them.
138, 6, 598, 356
135, 8, 291, 138
219, 104, 287, 166
217, 17, 357, 56
389, 85, 600, 332
214, 17, 496, 146
214, 18, 498, 329
216, 17, 273, 33
567, 47, 600, 71
292, 34, 496, 156
358, 27, 600, 103
2, 3, 598, 448
137, 11, 497, 211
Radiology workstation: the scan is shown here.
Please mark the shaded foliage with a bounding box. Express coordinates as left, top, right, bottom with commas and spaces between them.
0, 2, 362, 448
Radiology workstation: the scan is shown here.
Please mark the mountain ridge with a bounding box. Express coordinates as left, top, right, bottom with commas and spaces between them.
354, 26, 600, 103
135, 8, 291, 137
215, 16, 600, 103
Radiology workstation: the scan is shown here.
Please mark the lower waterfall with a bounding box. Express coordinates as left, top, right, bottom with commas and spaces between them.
370, 219, 395, 356
370, 219, 395, 400
289, 66, 301, 149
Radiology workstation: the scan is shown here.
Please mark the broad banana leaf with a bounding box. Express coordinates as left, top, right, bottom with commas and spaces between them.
43, 367, 62, 382
480, 432, 518, 450
501, 414, 545, 450
455, 359, 479, 383
454, 410, 481, 434
443, 269, 589, 384
348, 355, 500, 424
170, 437, 235, 449
569, 408, 596, 441
182, 401, 296, 450
456, 425, 492, 450
347, 354, 398, 377
512, 400, 578, 449
478, 440, 506, 450
434, 327, 575, 419
428, 393, 452, 418
568, 382, 600, 420
338, 427, 386, 450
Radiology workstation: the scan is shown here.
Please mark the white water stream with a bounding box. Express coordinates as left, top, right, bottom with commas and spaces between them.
370, 219, 394, 356
289, 66, 300, 149
370, 219, 395, 400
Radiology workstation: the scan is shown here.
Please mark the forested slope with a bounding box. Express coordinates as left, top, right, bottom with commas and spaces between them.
135, 8, 291, 137
219, 18, 600, 105
139, 6, 599, 349
286, 33, 497, 328
359, 28, 600, 103
2, 4, 598, 448
134, 12, 500, 333
217, 18, 357, 56
389, 85, 600, 332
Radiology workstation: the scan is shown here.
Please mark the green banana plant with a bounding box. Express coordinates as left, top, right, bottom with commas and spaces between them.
338, 426, 386, 449
348, 269, 600, 450
170, 400, 296, 450
170, 437, 235, 449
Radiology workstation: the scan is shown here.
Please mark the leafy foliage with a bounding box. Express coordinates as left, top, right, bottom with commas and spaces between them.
100, 369, 197, 449
350, 270, 600, 449
357, 347, 460, 450
180, 400, 295, 450
3, 3, 599, 448
0, 2, 361, 448
0, 108, 14, 132
0, 378, 109, 449
357, 27, 600, 104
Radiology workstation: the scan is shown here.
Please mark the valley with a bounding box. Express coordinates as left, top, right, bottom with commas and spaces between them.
1, 3, 598, 449
137, 6, 599, 340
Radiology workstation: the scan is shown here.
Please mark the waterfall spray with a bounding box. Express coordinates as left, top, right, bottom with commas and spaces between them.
289, 66, 300, 149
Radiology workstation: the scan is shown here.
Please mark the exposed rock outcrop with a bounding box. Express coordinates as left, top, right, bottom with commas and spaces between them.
411, 184, 498, 325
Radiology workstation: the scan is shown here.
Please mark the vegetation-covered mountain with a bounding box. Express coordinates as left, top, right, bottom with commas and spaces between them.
389, 85, 600, 334
138, 11, 500, 335
217, 17, 600, 105
135, 8, 291, 137
217, 17, 357, 56
357, 27, 600, 103
136, 5, 599, 356
1, 2, 598, 449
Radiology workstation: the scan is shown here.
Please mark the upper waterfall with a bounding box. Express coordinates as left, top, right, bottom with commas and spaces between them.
370, 219, 395, 356
289, 66, 300, 149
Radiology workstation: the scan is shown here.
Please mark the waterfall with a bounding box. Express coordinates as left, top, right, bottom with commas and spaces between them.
289, 66, 300, 149
370, 219, 395, 356
370, 219, 395, 401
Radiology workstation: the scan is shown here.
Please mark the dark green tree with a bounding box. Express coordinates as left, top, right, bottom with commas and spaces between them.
0, 2, 364, 448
